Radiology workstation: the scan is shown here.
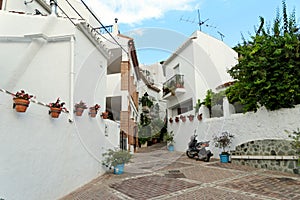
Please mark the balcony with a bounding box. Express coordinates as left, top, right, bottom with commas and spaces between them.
162, 74, 186, 99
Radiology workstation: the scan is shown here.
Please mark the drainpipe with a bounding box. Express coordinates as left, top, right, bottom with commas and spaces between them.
69, 36, 75, 122
50, 0, 57, 16
3, 0, 8, 10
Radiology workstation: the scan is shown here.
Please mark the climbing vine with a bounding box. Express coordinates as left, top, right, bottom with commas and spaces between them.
226, 0, 300, 112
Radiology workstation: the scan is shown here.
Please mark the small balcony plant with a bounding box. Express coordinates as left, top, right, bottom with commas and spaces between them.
74, 100, 87, 116
12, 90, 34, 112
89, 104, 100, 118
102, 148, 132, 174
48, 98, 67, 118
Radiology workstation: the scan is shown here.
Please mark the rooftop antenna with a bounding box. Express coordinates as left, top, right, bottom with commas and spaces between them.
217, 31, 225, 41
180, 9, 216, 31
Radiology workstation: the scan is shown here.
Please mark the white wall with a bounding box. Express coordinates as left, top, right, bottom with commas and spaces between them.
163, 31, 237, 117
106, 74, 121, 97
0, 13, 118, 200
170, 105, 300, 157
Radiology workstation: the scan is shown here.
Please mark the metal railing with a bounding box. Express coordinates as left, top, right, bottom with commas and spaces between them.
162, 74, 184, 96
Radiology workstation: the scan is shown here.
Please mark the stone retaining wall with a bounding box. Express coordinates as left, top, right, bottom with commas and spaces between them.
231, 139, 299, 174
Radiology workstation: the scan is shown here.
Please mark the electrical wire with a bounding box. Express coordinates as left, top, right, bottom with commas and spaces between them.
79, 0, 128, 54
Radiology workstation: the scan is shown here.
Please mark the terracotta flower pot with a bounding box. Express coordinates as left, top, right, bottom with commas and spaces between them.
102, 112, 108, 119
169, 118, 173, 123
188, 115, 194, 121
197, 114, 203, 121
49, 107, 62, 118
75, 107, 84, 116
89, 108, 97, 118
13, 98, 30, 112
180, 115, 186, 122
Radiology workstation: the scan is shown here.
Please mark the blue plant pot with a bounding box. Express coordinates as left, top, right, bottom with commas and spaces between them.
168, 145, 174, 152
219, 154, 229, 163
114, 164, 124, 175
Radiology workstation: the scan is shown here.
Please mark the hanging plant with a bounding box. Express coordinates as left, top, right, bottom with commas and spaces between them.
188, 114, 194, 121
12, 90, 34, 112
180, 115, 186, 122
169, 117, 173, 123
175, 116, 179, 123
74, 100, 88, 116
89, 104, 100, 118
48, 98, 67, 118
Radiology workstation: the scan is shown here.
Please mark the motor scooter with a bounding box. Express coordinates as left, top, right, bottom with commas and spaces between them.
186, 130, 213, 162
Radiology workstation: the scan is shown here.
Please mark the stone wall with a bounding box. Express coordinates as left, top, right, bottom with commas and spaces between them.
231, 139, 299, 174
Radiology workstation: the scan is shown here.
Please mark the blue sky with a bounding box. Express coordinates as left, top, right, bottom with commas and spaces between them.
88, 0, 300, 65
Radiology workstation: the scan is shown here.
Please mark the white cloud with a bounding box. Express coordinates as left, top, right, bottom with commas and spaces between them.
85, 0, 199, 25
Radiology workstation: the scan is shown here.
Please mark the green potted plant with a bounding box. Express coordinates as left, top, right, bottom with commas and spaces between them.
12, 90, 34, 112
89, 104, 100, 118
164, 131, 175, 151
213, 131, 234, 163
203, 89, 213, 117
74, 100, 87, 116
102, 148, 132, 175
48, 98, 67, 118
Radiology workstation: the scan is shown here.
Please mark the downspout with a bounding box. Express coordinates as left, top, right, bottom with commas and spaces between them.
3, 0, 8, 10
50, 0, 57, 16
69, 36, 75, 122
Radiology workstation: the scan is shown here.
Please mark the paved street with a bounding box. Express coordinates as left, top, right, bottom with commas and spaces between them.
61, 143, 300, 200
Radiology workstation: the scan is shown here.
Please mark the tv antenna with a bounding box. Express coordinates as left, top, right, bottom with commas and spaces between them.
180, 9, 216, 31
217, 31, 225, 41
180, 9, 226, 41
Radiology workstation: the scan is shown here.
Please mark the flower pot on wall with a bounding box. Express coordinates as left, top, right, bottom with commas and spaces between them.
101, 112, 108, 119
188, 115, 194, 121
180, 115, 186, 122
89, 108, 97, 118
13, 98, 30, 112
75, 107, 84, 116
197, 113, 203, 121
49, 107, 62, 118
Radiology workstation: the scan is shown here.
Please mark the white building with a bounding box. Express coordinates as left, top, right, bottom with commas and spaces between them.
0, 1, 121, 199
103, 19, 141, 152
139, 63, 165, 110
162, 30, 238, 120
163, 30, 299, 161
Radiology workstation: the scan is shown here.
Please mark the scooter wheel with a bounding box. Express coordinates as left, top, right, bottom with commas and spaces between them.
186, 151, 195, 158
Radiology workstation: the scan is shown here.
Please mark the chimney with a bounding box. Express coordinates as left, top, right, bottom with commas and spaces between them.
112, 18, 119, 35
50, 0, 58, 16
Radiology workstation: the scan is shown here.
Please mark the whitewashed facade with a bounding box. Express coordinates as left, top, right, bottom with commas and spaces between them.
162, 30, 237, 119
0, 1, 121, 199
163, 31, 298, 158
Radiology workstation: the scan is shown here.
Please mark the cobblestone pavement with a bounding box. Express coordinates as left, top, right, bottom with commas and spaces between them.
61, 143, 300, 200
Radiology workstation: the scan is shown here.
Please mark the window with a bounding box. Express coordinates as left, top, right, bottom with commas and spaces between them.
171, 99, 193, 116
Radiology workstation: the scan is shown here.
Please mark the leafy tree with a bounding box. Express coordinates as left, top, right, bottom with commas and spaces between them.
226, 0, 300, 112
